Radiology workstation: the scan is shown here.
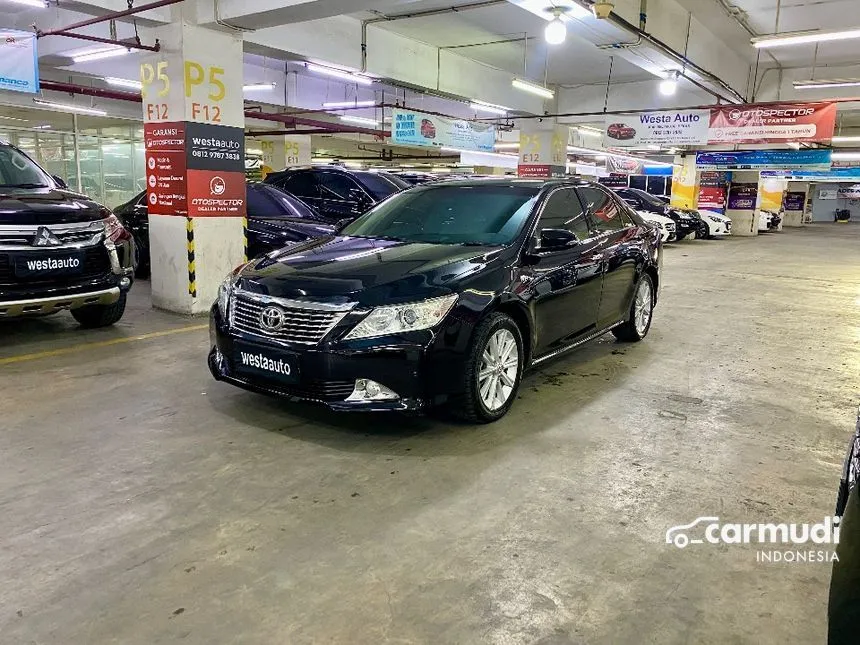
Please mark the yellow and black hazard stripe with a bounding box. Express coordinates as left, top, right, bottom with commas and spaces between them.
242, 215, 248, 262
186, 216, 197, 298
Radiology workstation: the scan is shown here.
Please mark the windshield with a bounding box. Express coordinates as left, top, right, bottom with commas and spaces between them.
629, 189, 666, 208
340, 183, 540, 246
0, 145, 51, 189
353, 171, 409, 199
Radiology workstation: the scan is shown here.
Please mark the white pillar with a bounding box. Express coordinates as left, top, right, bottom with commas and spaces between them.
726, 170, 759, 236
140, 20, 246, 314
259, 134, 312, 178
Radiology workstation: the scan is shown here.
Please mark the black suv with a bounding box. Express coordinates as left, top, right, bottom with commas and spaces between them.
115, 183, 335, 278
614, 187, 705, 240
0, 142, 134, 327
209, 179, 661, 422
263, 165, 408, 223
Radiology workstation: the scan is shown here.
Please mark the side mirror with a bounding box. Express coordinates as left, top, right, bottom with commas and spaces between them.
539, 228, 579, 250
52, 175, 68, 189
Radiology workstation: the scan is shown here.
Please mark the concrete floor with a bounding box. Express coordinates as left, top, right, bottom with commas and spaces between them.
2, 224, 858, 644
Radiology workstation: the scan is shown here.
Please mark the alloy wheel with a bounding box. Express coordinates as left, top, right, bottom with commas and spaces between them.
634, 279, 653, 335
477, 328, 519, 411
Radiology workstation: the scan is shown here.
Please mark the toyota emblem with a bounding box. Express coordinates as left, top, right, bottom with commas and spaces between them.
259, 306, 285, 332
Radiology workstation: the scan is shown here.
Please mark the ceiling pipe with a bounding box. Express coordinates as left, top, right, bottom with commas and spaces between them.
41, 32, 160, 53
37, 0, 185, 37
579, 1, 746, 103
38, 80, 142, 102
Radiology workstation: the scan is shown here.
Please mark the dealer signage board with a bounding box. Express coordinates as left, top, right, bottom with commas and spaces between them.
144, 122, 187, 216
0, 30, 38, 94
391, 108, 495, 152
727, 183, 758, 210
603, 109, 709, 147
708, 102, 836, 144
695, 149, 832, 171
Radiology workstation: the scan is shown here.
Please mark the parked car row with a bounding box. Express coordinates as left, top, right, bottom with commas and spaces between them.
614, 187, 733, 241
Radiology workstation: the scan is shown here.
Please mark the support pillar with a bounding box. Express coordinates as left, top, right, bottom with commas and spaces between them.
726, 171, 759, 236
758, 175, 788, 231
783, 181, 809, 227
517, 121, 567, 178
140, 19, 246, 314
259, 134, 312, 179
670, 155, 699, 210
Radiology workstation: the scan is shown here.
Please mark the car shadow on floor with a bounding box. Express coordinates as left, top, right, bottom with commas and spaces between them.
207, 334, 655, 457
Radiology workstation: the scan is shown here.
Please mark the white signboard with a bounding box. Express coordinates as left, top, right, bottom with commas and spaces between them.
0, 30, 39, 94
818, 188, 838, 200
603, 109, 709, 147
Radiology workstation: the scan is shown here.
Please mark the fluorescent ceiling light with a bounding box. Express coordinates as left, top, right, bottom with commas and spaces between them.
469, 101, 508, 115
753, 27, 860, 49
0, 115, 29, 122
567, 145, 673, 167
72, 47, 129, 63
33, 124, 52, 129
339, 115, 379, 126
243, 82, 276, 91
831, 152, 860, 160
306, 63, 373, 86
441, 146, 516, 159
793, 79, 860, 90
323, 100, 376, 108
832, 136, 860, 143
512, 78, 554, 99
104, 77, 142, 90
10, 0, 48, 7
576, 126, 603, 138
494, 142, 520, 149
32, 98, 107, 116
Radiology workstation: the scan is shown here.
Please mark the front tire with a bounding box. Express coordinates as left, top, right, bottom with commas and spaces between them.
71, 292, 128, 328
612, 274, 654, 342
451, 313, 524, 423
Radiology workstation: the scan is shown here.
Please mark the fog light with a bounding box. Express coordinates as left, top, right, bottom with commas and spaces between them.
345, 378, 399, 402
120, 277, 131, 288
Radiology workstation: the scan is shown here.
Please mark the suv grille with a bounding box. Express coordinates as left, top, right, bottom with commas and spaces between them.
231, 293, 351, 345
0, 222, 104, 248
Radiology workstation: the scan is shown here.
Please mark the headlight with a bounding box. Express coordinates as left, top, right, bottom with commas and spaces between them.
216, 261, 250, 319
217, 276, 234, 319
344, 294, 458, 340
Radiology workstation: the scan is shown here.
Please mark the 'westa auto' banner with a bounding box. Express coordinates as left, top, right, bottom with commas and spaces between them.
708, 102, 836, 144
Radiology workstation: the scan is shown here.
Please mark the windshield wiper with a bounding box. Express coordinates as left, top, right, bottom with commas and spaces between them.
0, 183, 49, 189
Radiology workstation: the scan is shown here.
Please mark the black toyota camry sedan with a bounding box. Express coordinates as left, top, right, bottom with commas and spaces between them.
208, 178, 662, 422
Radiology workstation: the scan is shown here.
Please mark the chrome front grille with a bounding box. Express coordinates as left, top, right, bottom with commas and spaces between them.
230, 292, 354, 345
0, 222, 104, 249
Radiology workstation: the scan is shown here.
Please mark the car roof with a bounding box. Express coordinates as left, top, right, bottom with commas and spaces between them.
414, 177, 594, 189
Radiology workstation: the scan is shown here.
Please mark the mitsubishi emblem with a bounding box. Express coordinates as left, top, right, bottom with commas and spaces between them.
32, 226, 61, 247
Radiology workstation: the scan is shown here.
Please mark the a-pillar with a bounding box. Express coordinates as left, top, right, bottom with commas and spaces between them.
783, 181, 809, 227
259, 135, 312, 179
726, 171, 760, 236
670, 155, 699, 210
140, 17, 246, 314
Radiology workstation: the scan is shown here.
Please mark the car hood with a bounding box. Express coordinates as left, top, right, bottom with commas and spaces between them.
0, 187, 105, 225
236, 235, 503, 307
638, 211, 673, 225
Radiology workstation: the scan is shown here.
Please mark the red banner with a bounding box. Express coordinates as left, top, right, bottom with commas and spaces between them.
144, 122, 187, 216
187, 169, 246, 217
708, 102, 836, 144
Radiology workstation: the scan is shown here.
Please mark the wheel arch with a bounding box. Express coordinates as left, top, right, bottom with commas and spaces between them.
492, 299, 534, 366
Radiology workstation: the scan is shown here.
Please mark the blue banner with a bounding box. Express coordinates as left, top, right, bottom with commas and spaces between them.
761, 167, 860, 180
0, 30, 39, 94
391, 108, 495, 152
695, 149, 831, 171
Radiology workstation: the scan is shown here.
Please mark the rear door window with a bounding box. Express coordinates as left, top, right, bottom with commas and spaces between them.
281, 172, 320, 199
578, 185, 625, 233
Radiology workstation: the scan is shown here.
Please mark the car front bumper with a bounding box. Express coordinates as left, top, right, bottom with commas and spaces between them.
207, 307, 468, 411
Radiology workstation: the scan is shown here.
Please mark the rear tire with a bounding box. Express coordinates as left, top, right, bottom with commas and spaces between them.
133, 235, 150, 279
450, 312, 524, 423
71, 292, 128, 328
612, 274, 654, 342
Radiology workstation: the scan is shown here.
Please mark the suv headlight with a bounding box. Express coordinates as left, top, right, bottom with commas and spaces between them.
344, 294, 458, 340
